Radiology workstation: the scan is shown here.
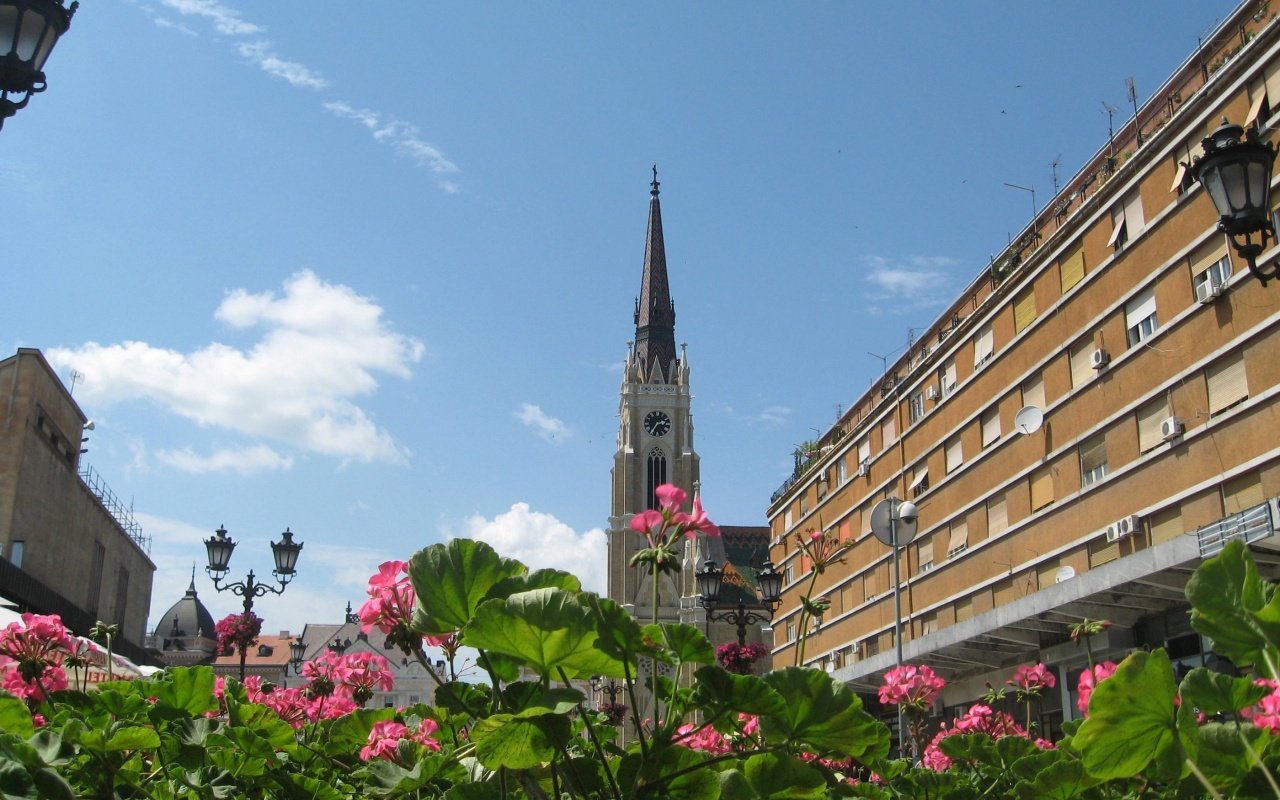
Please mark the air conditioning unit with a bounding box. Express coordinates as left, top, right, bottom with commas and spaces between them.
856, 459, 870, 477
1196, 275, 1225, 305
1106, 515, 1140, 542
1091, 348, 1111, 370
925, 385, 940, 401
1159, 415, 1183, 441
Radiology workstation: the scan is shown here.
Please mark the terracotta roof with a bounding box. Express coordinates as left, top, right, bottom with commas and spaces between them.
211, 634, 295, 667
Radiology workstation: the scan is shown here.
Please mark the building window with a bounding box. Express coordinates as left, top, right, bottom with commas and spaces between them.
1080, 434, 1109, 488
987, 494, 1008, 537
784, 562, 794, 585
1207, 351, 1249, 415
1150, 504, 1183, 545
645, 448, 667, 510
858, 437, 871, 469
799, 493, 809, 516
1190, 238, 1233, 298
1069, 338, 1096, 388
1059, 245, 1086, 293
939, 359, 957, 397
1136, 398, 1170, 453
787, 622, 796, 643
947, 521, 969, 557
1108, 190, 1145, 250
1223, 472, 1264, 515
909, 392, 926, 424
916, 535, 934, 574
1125, 287, 1159, 346
863, 637, 880, 657
8, 541, 22, 569
973, 324, 994, 369
784, 509, 793, 529
837, 455, 848, 484
981, 407, 1001, 448
1021, 372, 1046, 410
1030, 466, 1054, 511
881, 416, 897, 448
945, 436, 963, 473
1013, 286, 1038, 333
909, 464, 929, 498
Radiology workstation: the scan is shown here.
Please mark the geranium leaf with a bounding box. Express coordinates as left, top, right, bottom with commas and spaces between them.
471, 710, 569, 770
148, 666, 219, 716
692, 666, 786, 717
1179, 667, 1268, 716
643, 623, 715, 665
410, 539, 527, 636
760, 667, 889, 760
462, 588, 623, 679
1012, 759, 1097, 799
742, 752, 827, 799
489, 568, 581, 600
1187, 540, 1280, 678
0, 694, 33, 739
1072, 649, 1179, 780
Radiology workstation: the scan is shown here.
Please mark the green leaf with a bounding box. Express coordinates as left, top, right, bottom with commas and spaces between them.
1012, 759, 1098, 799
938, 733, 999, 767
444, 783, 505, 800
30, 768, 74, 800
489, 568, 582, 600
232, 703, 299, 750
1187, 540, 1280, 677
410, 539, 527, 635
1191, 721, 1267, 785
148, 666, 219, 716
742, 752, 826, 799
437, 680, 492, 717
1072, 649, 1180, 780
462, 588, 622, 678
584, 593, 651, 667
1179, 667, 1268, 716
281, 772, 349, 800
0, 694, 34, 739
471, 709, 569, 770
760, 667, 889, 760
624, 745, 720, 800
643, 623, 716, 665
692, 666, 786, 717
103, 725, 161, 752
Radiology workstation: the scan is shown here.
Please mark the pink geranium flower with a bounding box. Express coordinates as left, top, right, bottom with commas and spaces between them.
878, 664, 945, 713
1076, 661, 1118, 716
654, 484, 688, 513
333, 651, 395, 705
361, 720, 410, 762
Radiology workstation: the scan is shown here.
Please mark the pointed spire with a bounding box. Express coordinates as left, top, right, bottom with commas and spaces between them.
635, 166, 677, 382
186, 563, 197, 596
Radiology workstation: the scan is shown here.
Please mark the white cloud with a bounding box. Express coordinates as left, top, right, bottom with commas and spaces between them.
516, 403, 569, 443
47, 270, 424, 464
236, 40, 327, 90
757, 405, 791, 425
154, 18, 198, 36
157, 0, 261, 36
324, 101, 460, 181
155, 444, 293, 475
862, 255, 961, 313
451, 504, 606, 593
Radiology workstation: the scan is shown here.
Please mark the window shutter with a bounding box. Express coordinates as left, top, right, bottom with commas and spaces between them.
1014, 287, 1037, 332
1246, 80, 1268, 126
881, 416, 897, 447
1137, 399, 1168, 453
994, 578, 1016, 606
1060, 247, 1086, 292
1090, 537, 1119, 567
1224, 472, 1264, 515
1150, 505, 1183, 544
1080, 435, 1108, 475
982, 408, 1002, 447
1125, 287, 1158, 329
916, 535, 933, 567
1070, 339, 1095, 387
956, 597, 974, 622
988, 495, 1008, 536
1107, 205, 1127, 247
1265, 59, 1280, 115
1123, 189, 1145, 232
1207, 352, 1249, 414
1190, 237, 1231, 277
1036, 560, 1061, 590
946, 437, 963, 473
947, 521, 969, 555
909, 466, 929, 492
974, 325, 994, 367
858, 438, 871, 464
1022, 373, 1046, 410
1030, 467, 1054, 511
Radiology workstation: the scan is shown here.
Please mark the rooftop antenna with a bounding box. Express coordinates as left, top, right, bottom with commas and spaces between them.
1101, 101, 1119, 156
68, 369, 83, 396
1125, 76, 1141, 144
1050, 154, 1062, 195
867, 351, 888, 380
834, 404, 843, 420
1003, 182, 1037, 218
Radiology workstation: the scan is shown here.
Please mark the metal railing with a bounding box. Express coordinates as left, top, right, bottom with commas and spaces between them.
1196, 500, 1275, 557
77, 464, 150, 554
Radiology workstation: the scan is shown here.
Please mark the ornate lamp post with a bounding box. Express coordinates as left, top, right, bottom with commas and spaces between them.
203, 525, 303, 679
695, 558, 784, 645
589, 674, 626, 706
0, 0, 77, 130
288, 637, 306, 672
1192, 118, 1280, 285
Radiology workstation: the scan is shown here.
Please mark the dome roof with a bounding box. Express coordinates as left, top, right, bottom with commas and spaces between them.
158, 574, 216, 640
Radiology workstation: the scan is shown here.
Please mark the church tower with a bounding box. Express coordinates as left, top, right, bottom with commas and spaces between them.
607, 170, 701, 622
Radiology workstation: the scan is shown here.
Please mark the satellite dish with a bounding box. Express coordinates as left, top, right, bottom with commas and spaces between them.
1014, 406, 1044, 435
870, 497, 920, 548
1054, 565, 1076, 584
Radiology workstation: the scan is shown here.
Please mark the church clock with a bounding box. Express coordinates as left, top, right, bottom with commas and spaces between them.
644, 410, 671, 437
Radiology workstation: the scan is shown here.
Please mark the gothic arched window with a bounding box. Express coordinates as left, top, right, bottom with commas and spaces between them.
646, 448, 667, 510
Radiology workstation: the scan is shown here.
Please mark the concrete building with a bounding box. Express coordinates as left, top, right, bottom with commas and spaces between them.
294, 607, 441, 708
0, 348, 154, 661
766, 0, 1280, 738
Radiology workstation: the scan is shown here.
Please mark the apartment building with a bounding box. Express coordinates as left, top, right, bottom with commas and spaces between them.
767, 0, 1280, 732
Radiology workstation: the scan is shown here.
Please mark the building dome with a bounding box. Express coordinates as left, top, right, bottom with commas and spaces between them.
157, 575, 216, 642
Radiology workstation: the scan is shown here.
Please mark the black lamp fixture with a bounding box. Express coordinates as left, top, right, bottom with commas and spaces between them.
1192, 117, 1280, 285
695, 558, 784, 646
589, 674, 626, 704
0, 0, 77, 130
288, 637, 306, 671
203, 525, 304, 679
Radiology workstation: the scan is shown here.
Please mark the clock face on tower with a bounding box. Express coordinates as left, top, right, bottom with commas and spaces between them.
644, 410, 672, 437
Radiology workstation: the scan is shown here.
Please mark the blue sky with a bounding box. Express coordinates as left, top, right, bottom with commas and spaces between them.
2, 0, 1236, 638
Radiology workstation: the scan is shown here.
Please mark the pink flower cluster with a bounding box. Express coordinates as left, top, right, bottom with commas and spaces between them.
878, 665, 945, 714
715, 641, 769, 675
1076, 661, 1118, 716
214, 612, 262, 657
1008, 663, 1056, 700
301, 649, 396, 706
630, 484, 722, 544
1238, 678, 1280, 732
674, 713, 758, 754
0, 613, 74, 701
233, 674, 358, 728
921, 704, 1047, 771
360, 718, 443, 763
358, 561, 415, 636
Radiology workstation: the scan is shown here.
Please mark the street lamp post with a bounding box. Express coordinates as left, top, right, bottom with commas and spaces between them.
0, 0, 77, 130
1191, 117, 1280, 285
203, 525, 303, 679
695, 558, 784, 645
870, 497, 920, 758
589, 674, 626, 707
